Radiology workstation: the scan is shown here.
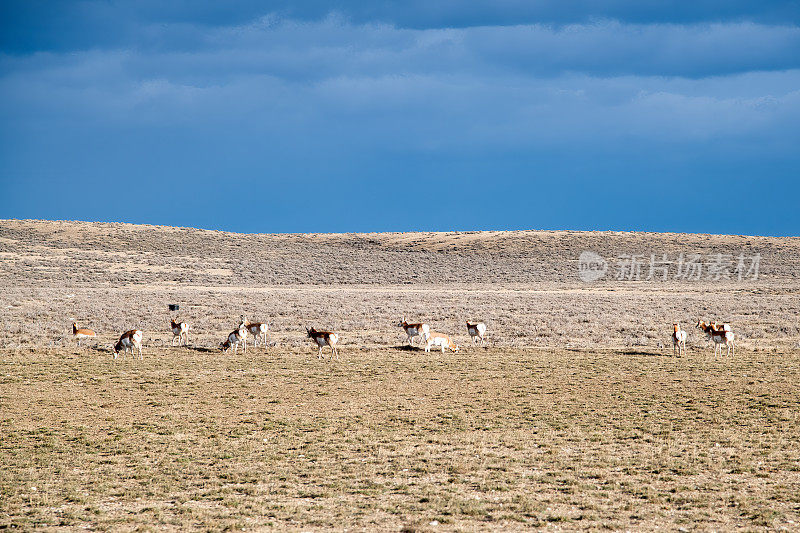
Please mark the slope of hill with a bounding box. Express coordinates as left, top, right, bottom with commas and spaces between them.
1, 219, 798, 349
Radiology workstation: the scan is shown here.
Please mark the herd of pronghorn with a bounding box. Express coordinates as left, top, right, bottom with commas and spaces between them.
72, 315, 735, 360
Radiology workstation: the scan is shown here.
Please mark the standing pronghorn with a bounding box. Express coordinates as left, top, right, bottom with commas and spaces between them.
696, 320, 735, 356
397, 317, 430, 346
221, 322, 248, 354
114, 329, 143, 360
170, 318, 189, 346
424, 331, 460, 353
306, 327, 339, 360
466, 321, 487, 345
672, 323, 687, 357
72, 322, 96, 347
242, 317, 269, 348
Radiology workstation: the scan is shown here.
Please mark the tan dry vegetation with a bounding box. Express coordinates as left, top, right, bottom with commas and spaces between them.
1, 219, 800, 531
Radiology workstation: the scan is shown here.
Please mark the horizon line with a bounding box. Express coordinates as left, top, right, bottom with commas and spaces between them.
2, 218, 798, 239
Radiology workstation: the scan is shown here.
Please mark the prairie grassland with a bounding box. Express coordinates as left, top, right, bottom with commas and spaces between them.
2, 346, 800, 531
1, 220, 800, 530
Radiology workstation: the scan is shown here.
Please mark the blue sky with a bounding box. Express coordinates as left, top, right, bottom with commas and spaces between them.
1, 1, 798, 235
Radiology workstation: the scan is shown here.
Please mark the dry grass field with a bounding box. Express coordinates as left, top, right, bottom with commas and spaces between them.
1, 219, 800, 531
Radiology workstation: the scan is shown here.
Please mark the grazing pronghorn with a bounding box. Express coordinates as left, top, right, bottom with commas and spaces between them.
466, 321, 487, 345
221, 323, 248, 354
170, 319, 189, 346
672, 323, 687, 357
72, 322, 96, 347
243, 319, 269, 347
397, 317, 430, 346
113, 329, 143, 359
696, 320, 735, 356
306, 327, 339, 360
424, 332, 459, 353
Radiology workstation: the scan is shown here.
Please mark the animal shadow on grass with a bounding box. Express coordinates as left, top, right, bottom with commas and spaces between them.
620, 349, 662, 357
392, 344, 425, 352
190, 346, 219, 354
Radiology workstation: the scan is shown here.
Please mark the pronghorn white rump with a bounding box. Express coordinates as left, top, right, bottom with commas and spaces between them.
672, 323, 687, 357
397, 317, 430, 346
170, 319, 189, 346
466, 321, 487, 344
696, 320, 735, 356
114, 329, 143, 359
72, 322, 96, 347
424, 332, 459, 353
306, 327, 339, 360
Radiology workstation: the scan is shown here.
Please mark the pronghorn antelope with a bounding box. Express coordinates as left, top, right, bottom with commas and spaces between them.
113, 329, 143, 359
466, 321, 487, 345
696, 320, 735, 356
243, 318, 269, 347
221, 323, 248, 354
170, 318, 189, 346
397, 317, 430, 346
306, 327, 339, 360
424, 332, 459, 353
72, 322, 96, 347
672, 323, 687, 357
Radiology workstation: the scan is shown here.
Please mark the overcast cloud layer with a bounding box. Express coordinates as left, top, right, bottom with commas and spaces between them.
1, 2, 798, 234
